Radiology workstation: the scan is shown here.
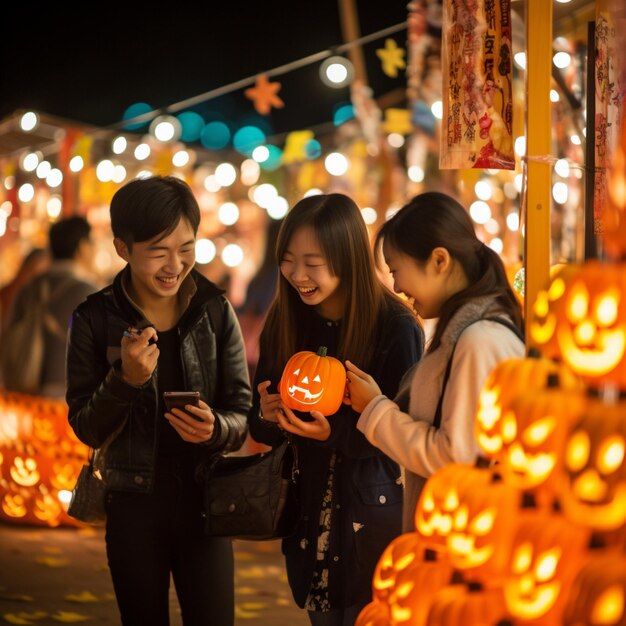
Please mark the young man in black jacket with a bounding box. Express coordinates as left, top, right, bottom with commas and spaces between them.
66, 176, 251, 626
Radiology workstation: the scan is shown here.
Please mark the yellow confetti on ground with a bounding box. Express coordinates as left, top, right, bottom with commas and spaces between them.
234, 606, 260, 619
276, 598, 291, 606
63, 592, 99, 603
235, 587, 258, 595
35, 557, 69, 568
241, 602, 268, 611
50, 612, 92, 623
3, 612, 47, 625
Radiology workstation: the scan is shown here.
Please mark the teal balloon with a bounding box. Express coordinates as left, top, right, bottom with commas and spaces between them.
305, 139, 322, 159
233, 126, 266, 156
122, 102, 153, 130
333, 104, 355, 126
259, 145, 283, 171
177, 112, 205, 142
200, 122, 230, 150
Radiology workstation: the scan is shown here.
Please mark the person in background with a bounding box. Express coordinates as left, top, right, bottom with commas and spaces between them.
2, 218, 97, 396
0, 247, 49, 329
346, 191, 525, 532
248, 193, 423, 626
66, 176, 251, 626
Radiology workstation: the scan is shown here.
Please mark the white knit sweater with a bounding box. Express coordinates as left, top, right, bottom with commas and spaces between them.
357, 297, 525, 531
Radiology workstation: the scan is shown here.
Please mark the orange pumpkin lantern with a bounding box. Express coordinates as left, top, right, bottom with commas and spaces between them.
475, 357, 581, 461
503, 510, 589, 624
445, 467, 520, 579
426, 585, 509, 626
553, 261, 626, 389
560, 398, 626, 531
498, 389, 587, 499
562, 551, 626, 626
279, 346, 346, 414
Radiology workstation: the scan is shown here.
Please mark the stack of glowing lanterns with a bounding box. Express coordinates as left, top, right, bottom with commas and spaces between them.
356, 121, 626, 626
0, 392, 88, 527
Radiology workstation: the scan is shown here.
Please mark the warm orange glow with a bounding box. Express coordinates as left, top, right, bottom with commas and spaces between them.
591, 586, 625, 625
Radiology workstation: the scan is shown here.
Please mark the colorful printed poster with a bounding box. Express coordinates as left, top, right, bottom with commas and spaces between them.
440, 0, 514, 170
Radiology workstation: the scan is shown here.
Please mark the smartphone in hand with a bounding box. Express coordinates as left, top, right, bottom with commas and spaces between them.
163, 391, 201, 419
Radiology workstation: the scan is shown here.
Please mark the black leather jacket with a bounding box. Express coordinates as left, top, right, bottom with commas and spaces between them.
66, 267, 251, 493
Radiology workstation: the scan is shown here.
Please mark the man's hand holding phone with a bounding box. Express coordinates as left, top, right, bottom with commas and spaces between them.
163, 391, 216, 443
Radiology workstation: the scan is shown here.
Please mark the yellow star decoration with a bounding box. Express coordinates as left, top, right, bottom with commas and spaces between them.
382, 109, 413, 135
245, 74, 285, 116
376, 38, 406, 78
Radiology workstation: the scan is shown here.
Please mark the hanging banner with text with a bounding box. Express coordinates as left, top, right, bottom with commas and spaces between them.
440, 0, 515, 170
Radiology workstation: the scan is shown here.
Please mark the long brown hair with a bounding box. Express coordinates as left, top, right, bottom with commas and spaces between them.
375, 191, 523, 353
260, 193, 400, 380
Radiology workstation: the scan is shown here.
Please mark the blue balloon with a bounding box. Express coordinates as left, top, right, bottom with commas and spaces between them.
122, 102, 153, 130
200, 122, 231, 150
177, 112, 205, 142
305, 139, 322, 159
259, 145, 283, 171
233, 126, 266, 156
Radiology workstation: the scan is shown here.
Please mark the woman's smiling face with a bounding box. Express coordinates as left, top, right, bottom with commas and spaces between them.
280, 225, 343, 320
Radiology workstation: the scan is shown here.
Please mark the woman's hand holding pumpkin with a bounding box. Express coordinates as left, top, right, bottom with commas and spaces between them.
277, 404, 331, 441
345, 360, 382, 413
258, 380, 282, 423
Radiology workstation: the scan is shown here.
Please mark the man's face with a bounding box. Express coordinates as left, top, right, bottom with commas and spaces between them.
114, 218, 196, 306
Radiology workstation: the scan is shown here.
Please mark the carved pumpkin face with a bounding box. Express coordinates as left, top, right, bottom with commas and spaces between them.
415, 464, 472, 551
387, 550, 453, 626
529, 264, 579, 359
504, 511, 589, 623
562, 552, 626, 626
373, 532, 422, 602
9, 454, 40, 487
560, 399, 626, 531
445, 468, 519, 578
279, 346, 346, 415
2, 491, 27, 518
555, 262, 626, 387
475, 358, 581, 460
33, 491, 63, 526
499, 390, 587, 494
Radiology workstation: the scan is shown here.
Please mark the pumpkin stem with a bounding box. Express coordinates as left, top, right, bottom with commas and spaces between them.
316, 346, 328, 357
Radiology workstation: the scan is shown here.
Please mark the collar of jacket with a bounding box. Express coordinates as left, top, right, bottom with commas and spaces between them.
111, 266, 224, 332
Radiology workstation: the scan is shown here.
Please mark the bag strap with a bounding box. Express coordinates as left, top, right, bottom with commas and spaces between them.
433, 317, 524, 429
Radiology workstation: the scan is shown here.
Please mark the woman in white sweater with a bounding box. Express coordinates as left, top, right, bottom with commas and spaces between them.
346, 192, 525, 531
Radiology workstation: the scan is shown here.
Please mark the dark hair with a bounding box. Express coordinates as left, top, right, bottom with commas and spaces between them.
49, 216, 91, 260
261, 193, 408, 378
375, 191, 523, 352
110, 176, 201, 247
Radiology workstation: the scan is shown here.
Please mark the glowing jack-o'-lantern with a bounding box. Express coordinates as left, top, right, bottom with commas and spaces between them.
499, 389, 587, 498
503, 511, 589, 624
562, 551, 626, 626
388, 551, 454, 626
372, 531, 423, 602
426, 585, 508, 626
553, 262, 626, 388
560, 399, 626, 531
529, 264, 580, 359
475, 357, 581, 461
445, 467, 519, 578
355, 601, 389, 626
9, 455, 41, 487
2, 491, 28, 518
279, 346, 346, 414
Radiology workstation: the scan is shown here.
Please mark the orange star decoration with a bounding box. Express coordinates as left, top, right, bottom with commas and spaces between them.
376, 38, 406, 78
245, 74, 285, 116
382, 109, 412, 135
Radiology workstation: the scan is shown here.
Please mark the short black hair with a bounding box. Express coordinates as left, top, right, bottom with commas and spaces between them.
110, 176, 201, 248
49, 216, 91, 260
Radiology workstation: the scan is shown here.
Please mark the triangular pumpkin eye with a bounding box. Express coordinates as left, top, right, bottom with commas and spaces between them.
302, 376, 309, 384
293, 368, 300, 375
314, 374, 321, 382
